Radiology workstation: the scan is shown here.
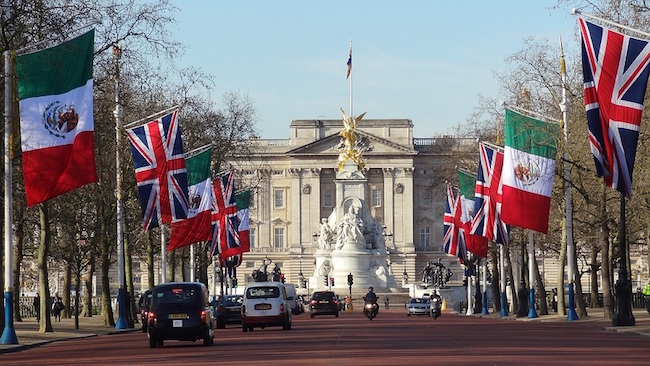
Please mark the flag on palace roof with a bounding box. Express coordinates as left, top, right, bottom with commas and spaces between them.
501, 109, 559, 234
470, 142, 509, 245
126, 109, 189, 230
346, 44, 352, 79
578, 16, 650, 198
169, 148, 213, 251
17, 29, 98, 206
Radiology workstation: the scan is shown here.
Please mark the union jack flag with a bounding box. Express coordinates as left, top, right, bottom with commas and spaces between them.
126, 109, 189, 231
443, 185, 467, 263
578, 17, 650, 198
470, 142, 509, 245
209, 171, 242, 260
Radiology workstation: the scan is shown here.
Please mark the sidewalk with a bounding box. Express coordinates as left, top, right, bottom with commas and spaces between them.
462, 306, 650, 337
0, 315, 138, 354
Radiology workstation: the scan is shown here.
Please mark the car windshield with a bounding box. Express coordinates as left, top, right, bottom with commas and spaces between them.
312, 292, 334, 301
221, 295, 243, 306
154, 287, 200, 305
411, 298, 429, 304
246, 286, 280, 299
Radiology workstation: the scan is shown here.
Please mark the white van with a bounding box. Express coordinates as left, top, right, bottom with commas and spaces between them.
284, 284, 300, 314
241, 281, 292, 332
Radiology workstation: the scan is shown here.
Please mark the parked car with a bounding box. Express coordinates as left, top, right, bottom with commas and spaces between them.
147, 282, 214, 348
406, 297, 430, 316
335, 295, 346, 311
139, 289, 153, 333
309, 291, 339, 318
241, 281, 292, 332
215, 294, 243, 329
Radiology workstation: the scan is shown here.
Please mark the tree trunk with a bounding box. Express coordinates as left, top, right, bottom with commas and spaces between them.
82, 255, 95, 317
74, 270, 81, 329
490, 245, 501, 313
533, 252, 548, 315
100, 201, 115, 327
168, 249, 176, 282
63, 258, 72, 319
590, 242, 600, 308
557, 217, 567, 317
38, 203, 53, 333
600, 186, 614, 320
180, 246, 187, 281
572, 242, 588, 317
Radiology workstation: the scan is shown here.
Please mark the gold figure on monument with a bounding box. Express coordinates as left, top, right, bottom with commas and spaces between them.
338, 108, 367, 171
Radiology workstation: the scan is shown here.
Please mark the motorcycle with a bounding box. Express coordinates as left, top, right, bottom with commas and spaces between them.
363, 301, 379, 320
430, 296, 441, 319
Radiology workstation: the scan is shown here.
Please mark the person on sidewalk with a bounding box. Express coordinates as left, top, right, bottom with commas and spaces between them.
33, 293, 40, 322
384, 295, 390, 309
52, 296, 64, 322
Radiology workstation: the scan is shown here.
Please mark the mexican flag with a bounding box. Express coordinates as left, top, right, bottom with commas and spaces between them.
235, 190, 251, 255
169, 148, 212, 251
17, 29, 98, 206
501, 109, 559, 234
458, 169, 488, 257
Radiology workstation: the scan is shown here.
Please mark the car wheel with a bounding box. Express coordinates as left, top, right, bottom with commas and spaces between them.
149, 336, 157, 348
335, 311, 339, 318
248, 326, 254, 332
407, 313, 411, 316
216, 321, 225, 329
242, 324, 248, 332
310, 313, 315, 318
204, 335, 212, 346
157, 339, 164, 347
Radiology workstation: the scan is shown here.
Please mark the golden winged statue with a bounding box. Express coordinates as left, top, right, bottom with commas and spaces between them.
338, 108, 367, 171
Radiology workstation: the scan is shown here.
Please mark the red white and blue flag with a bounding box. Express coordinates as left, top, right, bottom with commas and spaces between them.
471, 142, 509, 245
443, 185, 467, 263
126, 109, 189, 231
578, 17, 650, 198
209, 171, 244, 260
346, 43, 352, 79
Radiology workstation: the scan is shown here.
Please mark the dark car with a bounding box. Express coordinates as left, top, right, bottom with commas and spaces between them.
147, 282, 214, 348
309, 291, 339, 318
139, 289, 153, 333
215, 294, 243, 329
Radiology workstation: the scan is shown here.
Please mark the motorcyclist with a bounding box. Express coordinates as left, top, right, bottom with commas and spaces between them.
364, 287, 378, 303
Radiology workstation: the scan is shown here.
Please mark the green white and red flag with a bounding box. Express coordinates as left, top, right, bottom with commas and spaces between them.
17, 29, 97, 206
169, 148, 212, 251
501, 109, 559, 234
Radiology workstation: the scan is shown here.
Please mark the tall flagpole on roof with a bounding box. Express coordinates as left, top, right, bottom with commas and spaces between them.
348, 40, 353, 117
113, 44, 129, 330
559, 34, 578, 321
0, 0, 18, 345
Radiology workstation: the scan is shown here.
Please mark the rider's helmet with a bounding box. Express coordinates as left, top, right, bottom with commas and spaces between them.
368, 287, 374, 293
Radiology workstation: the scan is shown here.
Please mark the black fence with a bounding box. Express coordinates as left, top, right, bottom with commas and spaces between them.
18, 296, 103, 319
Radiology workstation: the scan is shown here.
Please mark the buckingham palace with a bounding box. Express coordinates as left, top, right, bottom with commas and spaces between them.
228, 116, 472, 295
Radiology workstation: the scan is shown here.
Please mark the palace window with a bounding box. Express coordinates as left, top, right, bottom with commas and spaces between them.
273, 228, 284, 248
274, 189, 284, 208
249, 228, 256, 249
420, 227, 430, 247
323, 188, 333, 208
371, 188, 382, 207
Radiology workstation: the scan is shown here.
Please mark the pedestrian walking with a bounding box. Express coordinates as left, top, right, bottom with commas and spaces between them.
33, 293, 40, 322
52, 296, 64, 322
384, 295, 390, 310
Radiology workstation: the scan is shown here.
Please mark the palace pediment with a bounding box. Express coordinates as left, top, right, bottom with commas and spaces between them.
286, 130, 418, 157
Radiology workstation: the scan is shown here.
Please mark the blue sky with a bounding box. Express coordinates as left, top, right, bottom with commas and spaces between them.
169, 1, 578, 139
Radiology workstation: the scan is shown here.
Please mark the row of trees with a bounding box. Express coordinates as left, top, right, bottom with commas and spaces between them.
0, 0, 259, 333
434, 0, 650, 319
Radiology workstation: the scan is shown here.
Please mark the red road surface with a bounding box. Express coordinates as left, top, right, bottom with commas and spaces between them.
3, 309, 649, 365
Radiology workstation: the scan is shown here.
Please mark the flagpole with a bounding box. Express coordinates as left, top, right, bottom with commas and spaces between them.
348, 39, 353, 118
527, 231, 538, 318
113, 44, 128, 330
161, 227, 167, 283
190, 244, 195, 282
124, 105, 180, 129
559, 34, 579, 321
572, 8, 650, 39
481, 258, 488, 315
0, 0, 18, 345
500, 244, 508, 316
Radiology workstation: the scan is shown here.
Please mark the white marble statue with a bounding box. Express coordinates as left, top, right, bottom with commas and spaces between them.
318, 218, 334, 250
336, 204, 365, 250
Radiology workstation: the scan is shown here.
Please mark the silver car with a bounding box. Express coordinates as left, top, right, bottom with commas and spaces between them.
407, 297, 430, 316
